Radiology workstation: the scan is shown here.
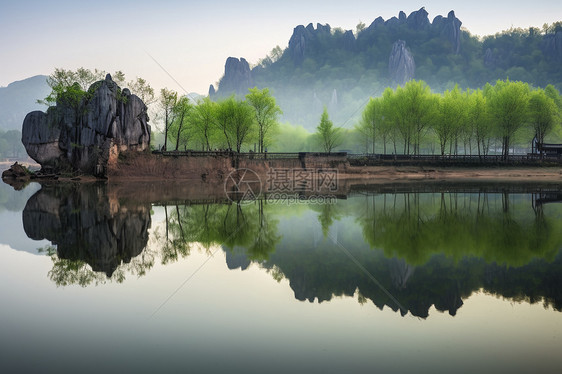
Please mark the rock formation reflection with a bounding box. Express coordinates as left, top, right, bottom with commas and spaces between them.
23, 183, 152, 285
20, 183, 562, 317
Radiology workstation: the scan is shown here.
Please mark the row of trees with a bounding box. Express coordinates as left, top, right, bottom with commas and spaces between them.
355, 79, 561, 158
159, 87, 281, 152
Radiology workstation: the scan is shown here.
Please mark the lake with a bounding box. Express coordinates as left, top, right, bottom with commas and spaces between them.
1, 176, 562, 373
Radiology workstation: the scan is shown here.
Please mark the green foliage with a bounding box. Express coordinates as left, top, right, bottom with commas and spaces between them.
190, 98, 218, 151
315, 107, 343, 152
486, 79, 531, 158
39, 67, 155, 108
528, 88, 558, 143
245, 87, 282, 152
159, 88, 178, 151
250, 20, 562, 130
168, 96, 193, 151
356, 79, 562, 156
215, 96, 255, 152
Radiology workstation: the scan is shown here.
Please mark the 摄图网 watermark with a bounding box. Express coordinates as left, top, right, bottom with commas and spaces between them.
224, 168, 339, 204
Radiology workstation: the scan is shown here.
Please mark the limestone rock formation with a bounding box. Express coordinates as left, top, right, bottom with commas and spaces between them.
341, 30, 356, 51
484, 48, 495, 67
215, 57, 254, 96
389, 40, 416, 85
21, 74, 150, 177
406, 7, 430, 30
542, 31, 562, 62
23, 184, 151, 277
287, 23, 332, 65
433, 11, 462, 54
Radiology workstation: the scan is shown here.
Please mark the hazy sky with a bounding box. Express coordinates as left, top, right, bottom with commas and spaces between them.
1, 0, 561, 94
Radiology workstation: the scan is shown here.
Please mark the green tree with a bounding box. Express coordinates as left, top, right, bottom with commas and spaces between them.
528, 89, 558, 145
215, 97, 255, 152
128, 77, 156, 104
316, 107, 342, 153
433, 87, 465, 155
357, 97, 383, 154
246, 87, 282, 152
191, 98, 217, 151
159, 88, 178, 151
469, 89, 492, 158
169, 96, 193, 151
487, 80, 530, 159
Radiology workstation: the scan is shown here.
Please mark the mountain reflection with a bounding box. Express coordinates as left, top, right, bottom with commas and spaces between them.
20, 182, 562, 317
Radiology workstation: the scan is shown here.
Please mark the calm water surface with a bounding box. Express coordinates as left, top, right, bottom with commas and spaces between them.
1, 178, 562, 373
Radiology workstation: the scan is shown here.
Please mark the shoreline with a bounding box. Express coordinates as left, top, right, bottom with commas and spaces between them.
3, 158, 561, 187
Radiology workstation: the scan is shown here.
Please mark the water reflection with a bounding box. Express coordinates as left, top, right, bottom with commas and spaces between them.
22, 184, 152, 285
17, 182, 562, 317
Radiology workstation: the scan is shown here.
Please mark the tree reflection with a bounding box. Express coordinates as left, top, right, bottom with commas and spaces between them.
163, 199, 281, 263
20, 183, 562, 317
356, 192, 562, 266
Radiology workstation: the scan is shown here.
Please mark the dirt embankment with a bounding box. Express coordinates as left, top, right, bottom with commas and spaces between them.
106, 152, 562, 183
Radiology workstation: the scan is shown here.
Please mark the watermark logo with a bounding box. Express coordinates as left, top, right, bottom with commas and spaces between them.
224, 168, 262, 203
267, 168, 339, 192
225, 168, 339, 204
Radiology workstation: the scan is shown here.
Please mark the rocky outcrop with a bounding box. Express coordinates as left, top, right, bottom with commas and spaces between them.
484, 48, 495, 67
406, 7, 430, 30
23, 184, 151, 277
1, 162, 30, 189
542, 31, 562, 62
433, 11, 462, 54
21, 74, 150, 177
287, 23, 333, 65
214, 57, 254, 96
341, 30, 356, 51
389, 40, 416, 85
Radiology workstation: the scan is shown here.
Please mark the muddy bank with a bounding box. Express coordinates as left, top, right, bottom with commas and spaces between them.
107, 152, 561, 182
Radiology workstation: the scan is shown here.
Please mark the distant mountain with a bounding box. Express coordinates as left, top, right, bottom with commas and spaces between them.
0, 75, 50, 131
211, 7, 562, 129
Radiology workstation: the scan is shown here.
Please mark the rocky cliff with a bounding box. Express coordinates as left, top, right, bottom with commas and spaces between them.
21, 74, 150, 177
212, 57, 254, 97
389, 40, 416, 85
543, 30, 562, 62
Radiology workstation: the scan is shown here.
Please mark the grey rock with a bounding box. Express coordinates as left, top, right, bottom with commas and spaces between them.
287, 23, 332, 65
367, 16, 385, 30
389, 40, 416, 85
208, 84, 216, 97
484, 48, 494, 67
21, 110, 63, 167
406, 7, 430, 30
341, 30, 356, 50
21, 75, 150, 177
288, 24, 309, 64
330, 89, 338, 109
542, 31, 562, 62
216, 57, 254, 95
385, 16, 400, 28
434, 11, 462, 54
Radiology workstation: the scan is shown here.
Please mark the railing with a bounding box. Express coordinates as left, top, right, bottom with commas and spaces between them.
153, 150, 347, 159
347, 153, 562, 164
151, 150, 562, 164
